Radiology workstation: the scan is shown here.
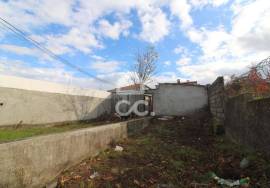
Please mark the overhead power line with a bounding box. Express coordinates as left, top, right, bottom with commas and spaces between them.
0, 16, 114, 86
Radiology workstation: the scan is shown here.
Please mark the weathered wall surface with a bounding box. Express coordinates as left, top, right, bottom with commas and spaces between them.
225, 94, 270, 155
0, 75, 111, 127
0, 118, 151, 188
208, 77, 226, 131
152, 84, 208, 116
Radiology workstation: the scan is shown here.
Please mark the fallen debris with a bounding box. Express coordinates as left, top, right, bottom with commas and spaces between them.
133, 179, 140, 186
158, 116, 174, 121
240, 158, 250, 169
114, 113, 122, 119
89, 171, 99, 179
110, 167, 119, 174
190, 183, 209, 187
58, 176, 70, 186
158, 117, 169, 121
210, 172, 250, 187
114, 145, 123, 152
157, 183, 175, 188
150, 111, 156, 116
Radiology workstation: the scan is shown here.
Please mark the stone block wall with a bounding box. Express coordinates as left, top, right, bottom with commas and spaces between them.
208, 77, 226, 132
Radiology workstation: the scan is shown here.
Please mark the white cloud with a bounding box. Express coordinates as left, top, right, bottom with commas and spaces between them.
0, 0, 176, 89
176, 0, 270, 84
178, 59, 253, 84
212, 0, 230, 7
75, 0, 137, 24
0, 57, 73, 84
0, 44, 36, 56
97, 71, 132, 89
190, 0, 230, 8
84, 1, 169, 44
138, 7, 170, 43
90, 60, 121, 73
91, 55, 105, 61
0, 0, 120, 54
0, 0, 173, 55
231, 0, 270, 54
0, 57, 124, 90
170, 0, 193, 28
97, 19, 132, 40
0, 0, 75, 30
1, 0, 269, 86
173, 45, 189, 55
176, 57, 191, 66
187, 27, 230, 59
151, 72, 180, 87
163, 61, 171, 66
0, 44, 55, 61
43, 28, 102, 55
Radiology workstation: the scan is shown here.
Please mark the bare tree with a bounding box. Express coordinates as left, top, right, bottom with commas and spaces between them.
130, 46, 158, 85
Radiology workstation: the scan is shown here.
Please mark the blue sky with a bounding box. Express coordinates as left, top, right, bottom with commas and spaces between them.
0, 0, 269, 90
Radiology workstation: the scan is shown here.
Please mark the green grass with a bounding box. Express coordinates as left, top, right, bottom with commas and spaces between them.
174, 146, 202, 160
0, 123, 96, 143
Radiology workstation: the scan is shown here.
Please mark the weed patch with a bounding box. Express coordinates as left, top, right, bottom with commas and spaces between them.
57, 117, 270, 187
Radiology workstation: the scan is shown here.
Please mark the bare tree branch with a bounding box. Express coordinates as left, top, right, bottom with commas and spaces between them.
130, 46, 158, 86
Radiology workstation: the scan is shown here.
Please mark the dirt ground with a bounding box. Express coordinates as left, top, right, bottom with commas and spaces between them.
56, 115, 270, 188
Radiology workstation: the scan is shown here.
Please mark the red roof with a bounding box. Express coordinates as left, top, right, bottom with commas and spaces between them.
119, 84, 141, 91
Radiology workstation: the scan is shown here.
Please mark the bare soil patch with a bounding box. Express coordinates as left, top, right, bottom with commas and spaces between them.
57, 115, 270, 188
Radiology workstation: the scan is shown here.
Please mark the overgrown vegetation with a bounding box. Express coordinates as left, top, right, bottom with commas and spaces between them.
226, 56, 270, 98
57, 117, 270, 187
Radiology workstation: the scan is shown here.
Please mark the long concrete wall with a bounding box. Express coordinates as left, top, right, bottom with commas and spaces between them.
0, 75, 111, 127
152, 84, 208, 116
225, 94, 270, 156
0, 118, 151, 188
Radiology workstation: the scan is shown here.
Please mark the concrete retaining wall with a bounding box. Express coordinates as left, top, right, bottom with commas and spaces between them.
225, 94, 270, 156
151, 84, 208, 116
0, 75, 111, 127
0, 117, 151, 188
